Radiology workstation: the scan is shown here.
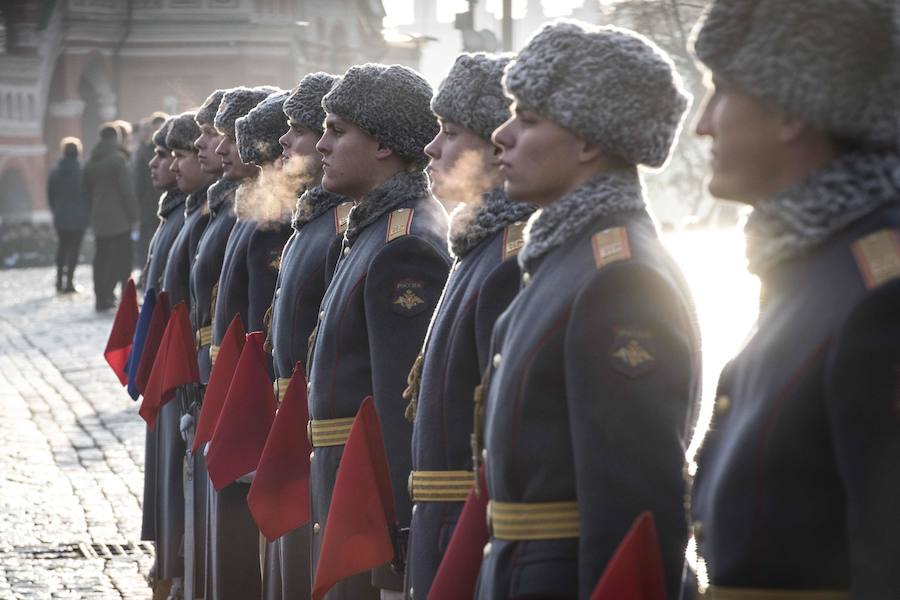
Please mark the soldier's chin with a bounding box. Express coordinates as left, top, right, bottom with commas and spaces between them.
503, 179, 532, 204
321, 172, 344, 196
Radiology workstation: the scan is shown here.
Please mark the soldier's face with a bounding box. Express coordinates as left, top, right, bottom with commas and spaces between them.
215, 134, 259, 181
425, 119, 500, 204
171, 149, 213, 194
194, 125, 224, 175
279, 121, 322, 175
316, 114, 381, 199
149, 145, 177, 190
492, 104, 588, 206
695, 80, 787, 205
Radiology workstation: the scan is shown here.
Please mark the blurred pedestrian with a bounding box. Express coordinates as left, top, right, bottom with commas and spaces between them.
47, 137, 90, 293
83, 123, 138, 311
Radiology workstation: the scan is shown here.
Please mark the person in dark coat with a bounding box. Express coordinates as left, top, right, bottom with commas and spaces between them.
402, 52, 537, 600
307, 63, 450, 600
47, 137, 90, 293
202, 85, 284, 600
686, 2, 900, 599
83, 123, 139, 311
473, 21, 698, 600
135, 112, 168, 267
150, 110, 217, 600
184, 87, 230, 600
263, 72, 348, 600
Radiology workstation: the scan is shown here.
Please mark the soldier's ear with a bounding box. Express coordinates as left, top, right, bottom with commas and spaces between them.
576, 138, 604, 165
374, 142, 394, 160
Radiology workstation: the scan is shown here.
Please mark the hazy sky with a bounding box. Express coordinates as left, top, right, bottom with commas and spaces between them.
383, 0, 586, 28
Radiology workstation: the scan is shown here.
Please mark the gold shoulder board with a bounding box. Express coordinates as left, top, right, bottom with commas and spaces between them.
386, 208, 414, 243
334, 201, 353, 235
591, 226, 631, 269
502, 221, 527, 261
852, 229, 900, 289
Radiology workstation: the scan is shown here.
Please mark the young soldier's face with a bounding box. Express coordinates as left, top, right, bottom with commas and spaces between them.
316, 114, 381, 199
194, 125, 224, 175
695, 80, 786, 205
492, 104, 588, 206
149, 145, 177, 190
171, 148, 212, 194
425, 119, 500, 204
215, 134, 259, 181
279, 121, 322, 174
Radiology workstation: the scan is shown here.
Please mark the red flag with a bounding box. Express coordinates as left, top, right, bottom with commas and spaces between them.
312, 397, 396, 600
103, 278, 138, 385
590, 512, 666, 600
140, 302, 200, 428
429, 466, 489, 600
192, 315, 245, 453
134, 291, 170, 395
206, 332, 277, 491
248, 362, 312, 540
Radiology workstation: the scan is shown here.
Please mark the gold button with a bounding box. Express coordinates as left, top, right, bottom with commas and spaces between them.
307, 381, 312, 393
309, 451, 314, 463
715, 394, 731, 414
274, 287, 280, 298
343, 246, 350, 256
522, 272, 530, 285
409, 588, 414, 599
319, 310, 325, 320
411, 504, 417, 515
481, 449, 487, 463
492, 353, 501, 368
693, 520, 704, 542
482, 542, 491, 558
306, 421, 313, 446
313, 522, 320, 534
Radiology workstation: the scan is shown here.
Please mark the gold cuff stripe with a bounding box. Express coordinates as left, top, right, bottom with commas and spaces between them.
708, 587, 847, 600
488, 500, 580, 541
308, 417, 355, 447
410, 470, 475, 502
197, 325, 213, 348
274, 377, 291, 402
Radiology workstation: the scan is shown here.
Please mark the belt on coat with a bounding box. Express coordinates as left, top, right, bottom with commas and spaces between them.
307, 417, 355, 447
488, 500, 580, 540
209, 343, 220, 367
408, 470, 475, 502
274, 377, 291, 404
707, 587, 847, 600
196, 325, 212, 348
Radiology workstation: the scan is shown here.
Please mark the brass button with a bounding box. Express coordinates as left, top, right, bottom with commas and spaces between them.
692, 520, 704, 542
481, 448, 487, 463
715, 394, 731, 415
274, 287, 280, 298
411, 504, 417, 515
306, 421, 313, 446
482, 542, 491, 558
522, 272, 530, 285
492, 353, 501, 368
309, 450, 314, 463
409, 588, 414, 599
343, 246, 350, 256
319, 310, 325, 320
313, 522, 320, 534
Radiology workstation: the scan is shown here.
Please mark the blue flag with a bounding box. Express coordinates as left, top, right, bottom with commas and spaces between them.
126, 287, 157, 400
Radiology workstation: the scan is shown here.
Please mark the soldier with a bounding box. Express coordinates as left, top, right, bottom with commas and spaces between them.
204, 86, 288, 600
307, 63, 450, 599
474, 20, 698, 599
687, 2, 900, 598
263, 72, 348, 600
135, 113, 169, 266
402, 52, 537, 600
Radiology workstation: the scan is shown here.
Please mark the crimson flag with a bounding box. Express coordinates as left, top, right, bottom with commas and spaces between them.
248, 362, 312, 540
192, 315, 245, 453
590, 512, 667, 600
103, 278, 138, 385
312, 397, 396, 600
135, 291, 170, 395
429, 466, 489, 600
206, 332, 276, 491
140, 302, 200, 428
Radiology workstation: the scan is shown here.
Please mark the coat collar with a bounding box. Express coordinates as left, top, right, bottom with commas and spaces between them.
448, 187, 538, 258
292, 185, 350, 231
185, 181, 211, 216
158, 189, 188, 219
344, 169, 429, 245
207, 178, 240, 217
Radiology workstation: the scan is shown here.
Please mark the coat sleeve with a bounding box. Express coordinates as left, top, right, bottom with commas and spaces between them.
363, 235, 450, 527
473, 258, 521, 376
563, 261, 693, 600
825, 278, 900, 599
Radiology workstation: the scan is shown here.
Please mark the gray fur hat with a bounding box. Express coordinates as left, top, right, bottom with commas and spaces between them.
236, 90, 289, 165
693, 0, 900, 149
432, 52, 513, 141
151, 117, 174, 151
214, 86, 280, 139
504, 19, 690, 168
284, 72, 338, 134
196, 89, 228, 127
166, 111, 201, 152
322, 63, 438, 168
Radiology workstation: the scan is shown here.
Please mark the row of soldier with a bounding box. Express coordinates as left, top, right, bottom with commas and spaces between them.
104, 2, 900, 600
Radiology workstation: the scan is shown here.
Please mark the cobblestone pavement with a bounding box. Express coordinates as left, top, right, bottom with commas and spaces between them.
0, 266, 153, 599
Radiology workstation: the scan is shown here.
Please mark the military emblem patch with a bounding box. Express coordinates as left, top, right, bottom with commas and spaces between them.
392, 280, 428, 316
609, 327, 656, 377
